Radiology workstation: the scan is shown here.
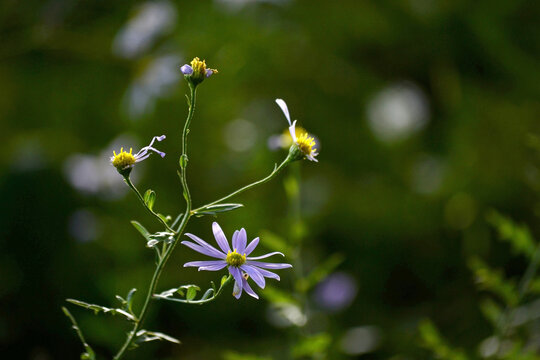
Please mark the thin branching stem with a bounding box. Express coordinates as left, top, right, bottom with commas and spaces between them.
123, 177, 176, 233
62, 307, 96, 360
113, 85, 197, 360
113, 83, 291, 359
193, 157, 291, 214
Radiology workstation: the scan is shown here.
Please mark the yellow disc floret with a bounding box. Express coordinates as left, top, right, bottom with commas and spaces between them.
190, 57, 218, 83
191, 57, 206, 75
296, 132, 317, 156
111, 147, 136, 170
226, 250, 246, 267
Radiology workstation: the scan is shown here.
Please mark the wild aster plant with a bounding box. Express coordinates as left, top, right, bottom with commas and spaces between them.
63, 57, 318, 360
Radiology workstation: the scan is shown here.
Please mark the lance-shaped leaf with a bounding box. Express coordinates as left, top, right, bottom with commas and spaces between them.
131, 221, 151, 240
116, 288, 137, 314
194, 203, 244, 216
154, 276, 233, 305
156, 284, 201, 301
146, 231, 174, 248
135, 330, 180, 344
149, 231, 175, 244
143, 189, 156, 211
66, 298, 136, 321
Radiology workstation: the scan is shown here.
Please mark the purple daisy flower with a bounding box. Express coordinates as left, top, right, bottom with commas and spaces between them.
182, 222, 292, 299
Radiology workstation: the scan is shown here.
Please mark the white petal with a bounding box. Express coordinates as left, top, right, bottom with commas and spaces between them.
275, 98, 292, 126
289, 120, 297, 143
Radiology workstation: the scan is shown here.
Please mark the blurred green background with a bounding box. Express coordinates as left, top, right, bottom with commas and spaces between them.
1, 0, 540, 358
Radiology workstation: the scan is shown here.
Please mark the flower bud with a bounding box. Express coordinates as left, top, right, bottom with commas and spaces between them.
179, 57, 218, 86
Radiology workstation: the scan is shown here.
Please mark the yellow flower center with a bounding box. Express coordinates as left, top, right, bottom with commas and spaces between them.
190, 57, 218, 78
191, 57, 206, 74
111, 147, 136, 170
296, 132, 316, 156
226, 250, 246, 267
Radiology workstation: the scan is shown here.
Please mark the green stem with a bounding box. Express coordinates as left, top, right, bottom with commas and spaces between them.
113, 84, 198, 360
62, 307, 96, 359
123, 177, 175, 234
193, 157, 291, 214
154, 275, 233, 305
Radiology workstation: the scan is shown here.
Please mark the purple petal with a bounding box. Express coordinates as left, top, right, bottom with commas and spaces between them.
205, 69, 214, 78
233, 228, 247, 254
231, 230, 239, 250
232, 279, 242, 299
229, 267, 243, 298
134, 135, 166, 161
148, 135, 166, 147
242, 277, 259, 299
180, 64, 193, 75
199, 263, 227, 271
246, 261, 292, 270
247, 251, 285, 260
275, 99, 292, 126
212, 222, 231, 254
135, 154, 150, 162
254, 266, 281, 281
184, 260, 226, 268
181, 241, 224, 259
241, 265, 266, 289
244, 237, 259, 256
135, 146, 165, 160
182, 233, 227, 259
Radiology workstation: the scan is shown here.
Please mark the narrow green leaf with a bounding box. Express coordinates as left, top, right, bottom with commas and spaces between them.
171, 213, 183, 229
179, 284, 200, 301
126, 288, 137, 312
200, 288, 214, 301
66, 298, 136, 321
135, 330, 180, 344
143, 189, 156, 210
131, 221, 151, 240
179, 154, 188, 169
157, 213, 171, 224
186, 287, 197, 301
296, 253, 345, 293
195, 203, 244, 216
